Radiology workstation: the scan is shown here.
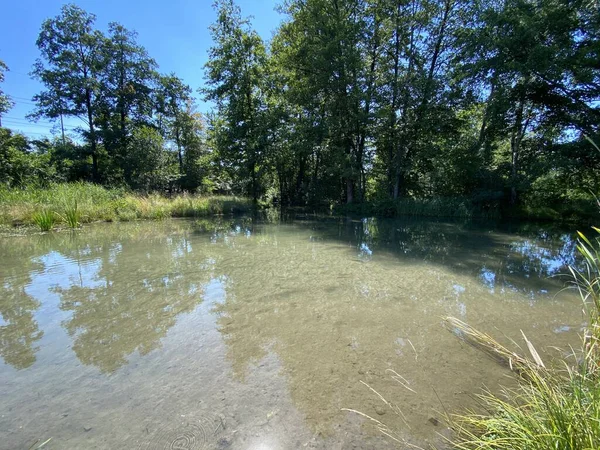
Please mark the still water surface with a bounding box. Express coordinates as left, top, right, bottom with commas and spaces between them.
0, 216, 586, 449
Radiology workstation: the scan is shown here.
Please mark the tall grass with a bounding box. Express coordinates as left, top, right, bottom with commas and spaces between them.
59, 202, 81, 228
0, 183, 253, 228
32, 210, 56, 231
446, 227, 600, 449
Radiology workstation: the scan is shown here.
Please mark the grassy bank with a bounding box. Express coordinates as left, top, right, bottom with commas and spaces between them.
0, 183, 253, 230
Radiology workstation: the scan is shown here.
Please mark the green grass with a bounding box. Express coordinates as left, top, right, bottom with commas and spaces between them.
32, 210, 56, 231
59, 202, 81, 228
0, 183, 254, 228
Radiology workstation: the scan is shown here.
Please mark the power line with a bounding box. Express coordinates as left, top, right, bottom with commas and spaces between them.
9, 130, 56, 136
10, 100, 37, 107
3, 116, 79, 127
2, 119, 79, 130
9, 95, 35, 102
4, 115, 57, 123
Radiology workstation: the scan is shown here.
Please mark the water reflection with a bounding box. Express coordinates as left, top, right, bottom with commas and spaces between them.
0, 242, 45, 369
326, 217, 580, 295
0, 282, 43, 369
0, 216, 586, 448
53, 234, 215, 373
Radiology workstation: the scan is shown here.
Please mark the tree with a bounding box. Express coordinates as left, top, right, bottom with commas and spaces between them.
459, 0, 600, 204
97, 23, 157, 168
0, 59, 14, 127
125, 126, 177, 192
204, 0, 269, 203
31, 4, 106, 182
274, 0, 376, 204
0, 129, 57, 187
156, 74, 192, 174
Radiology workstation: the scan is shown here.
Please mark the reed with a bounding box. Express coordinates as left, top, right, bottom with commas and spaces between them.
60, 202, 81, 228
32, 210, 56, 231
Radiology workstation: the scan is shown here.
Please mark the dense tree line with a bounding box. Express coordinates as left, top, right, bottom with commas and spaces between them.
2, 5, 208, 193
1, 0, 599, 216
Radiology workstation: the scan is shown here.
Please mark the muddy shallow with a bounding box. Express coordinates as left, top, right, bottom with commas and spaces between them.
0, 215, 585, 449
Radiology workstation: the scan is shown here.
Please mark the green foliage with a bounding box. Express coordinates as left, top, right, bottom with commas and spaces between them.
0, 0, 596, 219
204, 0, 269, 202
30, 4, 106, 181
125, 126, 178, 192
32, 210, 56, 231
0, 59, 14, 119
0, 128, 58, 187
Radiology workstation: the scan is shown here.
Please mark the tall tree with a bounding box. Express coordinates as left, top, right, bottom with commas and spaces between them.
31, 4, 106, 181
156, 74, 193, 175
156, 75, 207, 191
204, 0, 269, 203
98, 23, 157, 166
459, 0, 600, 204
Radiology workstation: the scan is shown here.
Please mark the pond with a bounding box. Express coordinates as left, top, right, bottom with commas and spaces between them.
0, 215, 586, 449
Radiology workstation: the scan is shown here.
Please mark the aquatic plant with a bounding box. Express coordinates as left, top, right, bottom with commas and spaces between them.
32, 210, 56, 231
60, 202, 81, 228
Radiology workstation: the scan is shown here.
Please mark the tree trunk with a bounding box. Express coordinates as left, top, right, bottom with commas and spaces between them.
388, 0, 402, 197
60, 113, 66, 146
175, 127, 183, 175
346, 178, 354, 204
393, 0, 417, 200
510, 91, 526, 206
85, 87, 99, 182
250, 160, 258, 204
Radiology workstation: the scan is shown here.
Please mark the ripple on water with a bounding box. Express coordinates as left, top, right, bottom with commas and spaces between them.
139, 414, 226, 450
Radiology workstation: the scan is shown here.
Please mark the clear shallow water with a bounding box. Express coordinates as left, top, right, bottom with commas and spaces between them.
0, 216, 585, 449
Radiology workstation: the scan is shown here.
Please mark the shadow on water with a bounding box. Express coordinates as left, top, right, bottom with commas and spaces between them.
202, 213, 583, 442
300, 215, 581, 292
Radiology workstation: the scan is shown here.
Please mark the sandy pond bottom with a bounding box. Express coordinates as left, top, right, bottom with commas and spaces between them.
0, 216, 585, 449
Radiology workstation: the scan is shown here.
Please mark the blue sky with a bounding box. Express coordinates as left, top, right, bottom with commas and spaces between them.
0, 0, 281, 139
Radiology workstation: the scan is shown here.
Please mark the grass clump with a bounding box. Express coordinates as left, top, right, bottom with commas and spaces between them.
32, 210, 56, 231
59, 202, 81, 228
446, 227, 600, 450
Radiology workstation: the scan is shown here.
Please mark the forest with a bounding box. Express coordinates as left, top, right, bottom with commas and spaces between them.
1, 0, 599, 220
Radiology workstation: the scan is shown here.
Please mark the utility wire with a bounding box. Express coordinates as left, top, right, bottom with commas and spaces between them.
3, 118, 79, 129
